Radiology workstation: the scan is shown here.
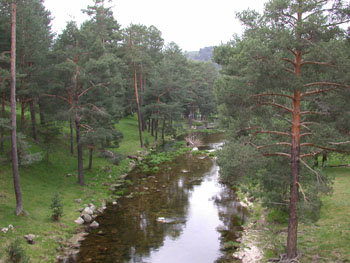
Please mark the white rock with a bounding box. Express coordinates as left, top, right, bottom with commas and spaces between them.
112, 201, 117, 205
74, 217, 84, 225
82, 207, 93, 215
192, 147, 199, 151
89, 203, 96, 213
82, 214, 93, 223
8, 224, 14, 230
24, 234, 35, 244
156, 217, 165, 223
90, 221, 99, 228
1, 227, 8, 233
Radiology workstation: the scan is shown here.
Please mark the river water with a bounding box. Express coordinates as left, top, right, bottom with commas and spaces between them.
68, 133, 246, 263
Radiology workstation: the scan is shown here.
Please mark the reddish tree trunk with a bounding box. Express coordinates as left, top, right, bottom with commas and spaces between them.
287, 90, 301, 259
134, 67, 143, 147
10, 2, 23, 216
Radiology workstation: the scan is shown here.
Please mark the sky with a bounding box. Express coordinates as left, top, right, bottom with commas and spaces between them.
44, 0, 267, 51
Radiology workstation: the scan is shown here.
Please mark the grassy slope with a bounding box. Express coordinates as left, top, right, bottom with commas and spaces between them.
258, 161, 350, 262
298, 167, 350, 262
0, 115, 153, 262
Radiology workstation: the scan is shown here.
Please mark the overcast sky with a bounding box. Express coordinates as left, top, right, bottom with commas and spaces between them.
44, 0, 267, 51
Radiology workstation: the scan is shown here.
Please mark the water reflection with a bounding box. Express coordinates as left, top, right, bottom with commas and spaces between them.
68, 133, 245, 263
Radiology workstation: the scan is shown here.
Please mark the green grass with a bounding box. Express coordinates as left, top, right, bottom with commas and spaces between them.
0, 114, 155, 262
297, 167, 350, 262
115, 115, 155, 154
254, 165, 350, 262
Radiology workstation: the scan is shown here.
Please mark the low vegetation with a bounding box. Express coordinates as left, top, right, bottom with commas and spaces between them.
0, 116, 153, 262
241, 156, 350, 262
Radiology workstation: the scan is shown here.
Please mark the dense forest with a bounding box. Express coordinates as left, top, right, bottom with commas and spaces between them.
0, 0, 217, 201
1, 0, 350, 262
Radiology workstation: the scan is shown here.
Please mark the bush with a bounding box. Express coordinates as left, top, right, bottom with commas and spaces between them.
50, 193, 63, 221
6, 239, 30, 263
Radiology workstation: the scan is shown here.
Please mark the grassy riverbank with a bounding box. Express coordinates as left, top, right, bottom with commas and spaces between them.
243, 161, 350, 262
0, 115, 155, 262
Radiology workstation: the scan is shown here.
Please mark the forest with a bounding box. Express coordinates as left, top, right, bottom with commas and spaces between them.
1, 0, 350, 262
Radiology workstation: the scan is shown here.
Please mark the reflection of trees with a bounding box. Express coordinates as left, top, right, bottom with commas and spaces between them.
213, 180, 248, 263
73, 154, 213, 263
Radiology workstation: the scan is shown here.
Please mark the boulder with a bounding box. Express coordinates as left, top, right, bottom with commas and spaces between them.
90, 221, 99, 229
8, 224, 14, 231
1, 227, 8, 233
24, 234, 35, 244
82, 207, 93, 215
74, 217, 84, 225
82, 214, 93, 223
88, 203, 96, 213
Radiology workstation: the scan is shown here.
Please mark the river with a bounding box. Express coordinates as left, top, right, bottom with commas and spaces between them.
67, 133, 246, 263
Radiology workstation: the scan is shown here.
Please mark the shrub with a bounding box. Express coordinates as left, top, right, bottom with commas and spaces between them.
6, 239, 29, 263
50, 193, 63, 221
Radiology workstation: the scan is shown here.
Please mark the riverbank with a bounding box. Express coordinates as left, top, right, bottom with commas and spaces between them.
0, 115, 219, 262
237, 163, 350, 262
0, 116, 156, 262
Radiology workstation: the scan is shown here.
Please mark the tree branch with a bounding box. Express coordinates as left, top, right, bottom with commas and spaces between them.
300, 132, 313, 138
300, 143, 348, 153
263, 152, 291, 158
254, 102, 293, 113
297, 182, 308, 202
300, 151, 323, 159
250, 130, 291, 142
281, 57, 296, 66
300, 111, 325, 116
43, 94, 72, 105
328, 141, 350, 145
256, 142, 292, 149
300, 159, 324, 184
301, 61, 335, 67
252, 93, 294, 100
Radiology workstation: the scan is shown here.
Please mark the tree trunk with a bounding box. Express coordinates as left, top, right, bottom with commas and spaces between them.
188, 107, 193, 128
29, 99, 37, 142
88, 147, 93, 171
134, 68, 143, 147
148, 119, 151, 133
322, 152, 327, 167
129, 33, 143, 147
75, 117, 84, 185
70, 117, 74, 155
20, 98, 25, 132
155, 119, 158, 141
1, 91, 5, 152
151, 118, 154, 137
161, 119, 165, 144
38, 98, 45, 125
287, 90, 301, 259
10, 2, 23, 216
313, 154, 319, 167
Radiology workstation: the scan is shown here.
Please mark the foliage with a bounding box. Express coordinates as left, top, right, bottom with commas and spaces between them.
50, 192, 63, 221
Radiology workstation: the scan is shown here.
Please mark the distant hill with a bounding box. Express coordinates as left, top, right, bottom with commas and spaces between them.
185, 46, 215, 62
